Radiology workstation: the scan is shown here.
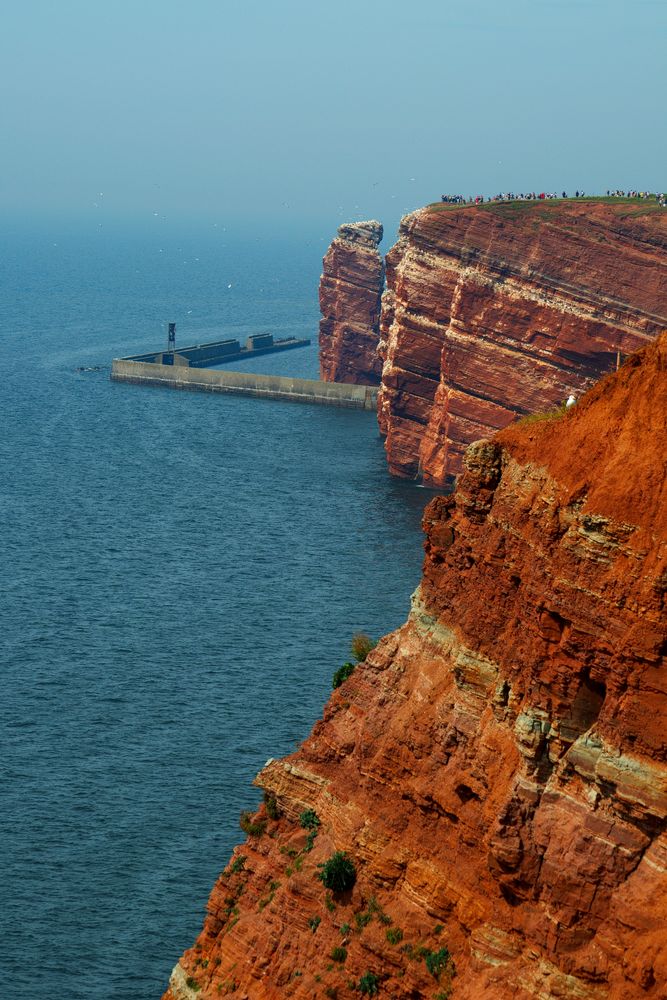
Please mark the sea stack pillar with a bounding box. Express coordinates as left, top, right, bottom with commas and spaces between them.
318, 220, 384, 384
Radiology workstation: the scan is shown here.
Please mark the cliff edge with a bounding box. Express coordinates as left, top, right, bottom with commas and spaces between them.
378, 199, 667, 484
162, 332, 667, 999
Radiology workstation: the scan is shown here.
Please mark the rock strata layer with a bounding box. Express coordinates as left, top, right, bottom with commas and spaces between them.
378, 200, 667, 484
319, 220, 384, 384
162, 333, 667, 1000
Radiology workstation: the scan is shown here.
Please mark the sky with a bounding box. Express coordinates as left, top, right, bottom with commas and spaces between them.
1, 0, 665, 237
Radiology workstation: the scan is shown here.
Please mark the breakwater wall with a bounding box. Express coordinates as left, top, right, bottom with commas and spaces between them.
111, 359, 378, 410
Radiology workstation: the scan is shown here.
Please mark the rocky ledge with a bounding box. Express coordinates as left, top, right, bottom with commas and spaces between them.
378, 199, 667, 484
162, 332, 666, 999
319, 220, 384, 384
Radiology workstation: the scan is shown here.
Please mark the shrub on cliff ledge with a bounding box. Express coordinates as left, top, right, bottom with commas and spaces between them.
317, 851, 356, 893
239, 810, 266, 837
299, 809, 320, 831
263, 790, 280, 820
300, 808, 321, 851
357, 971, 380, 995
422, 945, 455, 984
332, 635, 376, 688
332, 661, 356, 689
351, 632, 376, 662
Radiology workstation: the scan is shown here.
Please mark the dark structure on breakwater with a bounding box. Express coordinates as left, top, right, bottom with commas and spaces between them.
125, 333, 309, 369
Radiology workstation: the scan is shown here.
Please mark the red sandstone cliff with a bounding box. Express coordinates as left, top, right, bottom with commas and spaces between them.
378, 200, 667, 484
162, 333, 667, 1000
319, 221, 384, 384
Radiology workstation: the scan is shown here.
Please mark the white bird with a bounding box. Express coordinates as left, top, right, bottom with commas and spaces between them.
566, 394, 577, 408
227, 283, 233, 289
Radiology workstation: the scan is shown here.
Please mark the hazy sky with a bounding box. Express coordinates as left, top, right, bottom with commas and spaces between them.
2, 0, 665, 234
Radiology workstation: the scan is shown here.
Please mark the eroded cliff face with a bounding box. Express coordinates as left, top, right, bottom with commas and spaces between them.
319, 221, 384, 384
378, 200, 667, 484
162, 333, 667, 1000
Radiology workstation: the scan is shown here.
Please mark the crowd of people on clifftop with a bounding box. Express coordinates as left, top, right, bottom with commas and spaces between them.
440, 189, 666, 207
606, 189, 661, 200
441, 191, 563, 204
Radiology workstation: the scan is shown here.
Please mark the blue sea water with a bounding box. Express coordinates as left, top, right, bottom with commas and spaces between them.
0, 220, 432, 999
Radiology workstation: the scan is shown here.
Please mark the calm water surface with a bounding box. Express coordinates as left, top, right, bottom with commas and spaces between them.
0, 221, 433, 999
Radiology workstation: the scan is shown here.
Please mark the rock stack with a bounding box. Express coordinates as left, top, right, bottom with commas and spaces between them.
319, 220, 384, 385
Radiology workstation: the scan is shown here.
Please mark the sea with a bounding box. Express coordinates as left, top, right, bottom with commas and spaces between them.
0, 218, 433, 999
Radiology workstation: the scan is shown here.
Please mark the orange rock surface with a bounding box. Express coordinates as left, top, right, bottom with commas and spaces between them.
162, 333, 667, 1000
378, 199, 667, 484
319, 221, 384, 384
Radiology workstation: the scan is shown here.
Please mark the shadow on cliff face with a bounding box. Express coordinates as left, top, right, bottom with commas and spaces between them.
562, 674, 606, 744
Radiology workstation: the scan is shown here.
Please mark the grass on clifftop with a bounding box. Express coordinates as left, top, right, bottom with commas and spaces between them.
515, 401, 571, 426
426, 195, 665, 218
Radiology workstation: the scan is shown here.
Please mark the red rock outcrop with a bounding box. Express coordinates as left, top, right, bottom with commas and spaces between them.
378, 200, 667, 484
162, 333, 667, 1000
319, 221, 384, 384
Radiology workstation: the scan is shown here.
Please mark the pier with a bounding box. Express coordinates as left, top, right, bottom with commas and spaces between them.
111, 334, 378, 410
111, 360, 378, 409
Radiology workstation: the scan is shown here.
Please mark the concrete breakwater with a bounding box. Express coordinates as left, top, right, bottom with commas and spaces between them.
111, 359, 378, 410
